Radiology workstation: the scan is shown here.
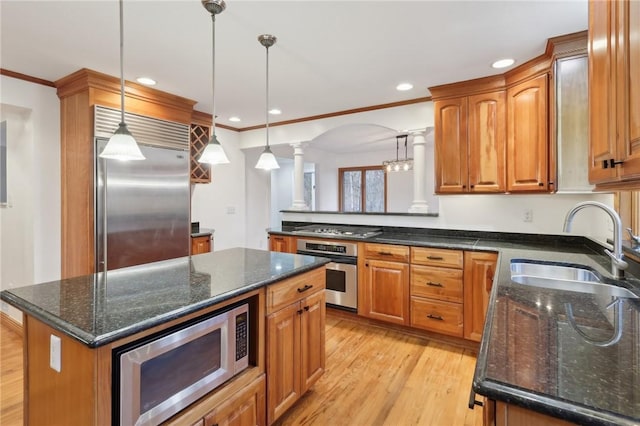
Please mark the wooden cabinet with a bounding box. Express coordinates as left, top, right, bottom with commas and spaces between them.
409, 247, 464, 337
269, 235, 297, 254
362, 244, 410, 325
191, 235, 212, 255
506, 73, 550, 192
203, 375, 266, 426
463, 251, 498, 342
433, 88, 506, 194
266, 268, 325, 425
588, 0, 640, 189
489, 400, 576, 426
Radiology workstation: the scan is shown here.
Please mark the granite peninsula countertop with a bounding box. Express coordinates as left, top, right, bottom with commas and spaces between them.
0, 248, 329, 348
270, 225, 640, 425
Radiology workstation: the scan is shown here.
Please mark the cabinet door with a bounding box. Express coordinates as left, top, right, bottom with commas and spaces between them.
191, 236, 211, 255
618, 0, 640, 180
364, 259, 409, 325
494, 401, 576, 426
507, 73, 549, 192
463, 251, 498, 342
204, 375, 266, 426
269, 235, 296, 253
266, 303, 301, 424
435, 97, 469, 193
588, 0, 619, 183
468, 91, 507, 193
300, 290, 326, 393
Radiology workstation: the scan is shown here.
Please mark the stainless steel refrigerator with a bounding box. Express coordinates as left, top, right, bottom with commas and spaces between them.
94, 106, 191, 272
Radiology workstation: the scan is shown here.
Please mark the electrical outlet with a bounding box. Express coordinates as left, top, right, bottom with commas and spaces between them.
523, 209, 533, 223
226, 206, 236, 215
50, 335, 61, 372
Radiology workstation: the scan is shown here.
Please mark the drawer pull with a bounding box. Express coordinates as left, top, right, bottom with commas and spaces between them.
427, 281, 443, 287
427, 314, 444, 321
426, 256, 444, 261
378, 251, 393, 256
297, 284, 313, 293
297, 309, 304, 315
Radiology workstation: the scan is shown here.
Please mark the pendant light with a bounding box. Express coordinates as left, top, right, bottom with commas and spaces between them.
382, 135, 413, 172
99, 0, 145, 161
199, 0, 230, 165
255, 34, 280, 170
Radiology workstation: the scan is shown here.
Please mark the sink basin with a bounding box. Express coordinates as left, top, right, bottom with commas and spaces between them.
510, 260, 638, 299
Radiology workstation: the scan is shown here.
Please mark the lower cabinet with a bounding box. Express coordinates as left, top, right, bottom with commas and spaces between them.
463, 251, 499, 342
362, 255, 410, 325
488, 400, 576, 426
191, 235, 212, 254
266, 268, 326, 425
269, 235, 297, 253
203, 375, 266, 426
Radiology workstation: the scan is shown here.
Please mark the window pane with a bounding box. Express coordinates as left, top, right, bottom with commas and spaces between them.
365, 169, 385, 212
342, 171, 362, 212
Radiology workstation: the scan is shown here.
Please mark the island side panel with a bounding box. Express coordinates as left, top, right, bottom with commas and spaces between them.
24, 315, 98, 425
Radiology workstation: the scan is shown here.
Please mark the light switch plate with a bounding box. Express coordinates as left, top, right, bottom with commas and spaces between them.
50, 334, 61, 372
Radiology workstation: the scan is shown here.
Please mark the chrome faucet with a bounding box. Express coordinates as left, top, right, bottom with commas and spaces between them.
563, 201, 628, 279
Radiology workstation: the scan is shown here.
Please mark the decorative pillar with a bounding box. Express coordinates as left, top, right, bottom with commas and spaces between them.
290, 142, 309, 210
408, 131, 429, 213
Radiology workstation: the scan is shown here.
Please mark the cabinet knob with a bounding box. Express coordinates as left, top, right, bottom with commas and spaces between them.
304, 306, 310, 311
538, 182, 544, 186
470, 184, 475, 189
297, 309, 303, 315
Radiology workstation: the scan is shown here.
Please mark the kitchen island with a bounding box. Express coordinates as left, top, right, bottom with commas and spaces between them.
0, 247, 329, 425
270, 224, 640, 425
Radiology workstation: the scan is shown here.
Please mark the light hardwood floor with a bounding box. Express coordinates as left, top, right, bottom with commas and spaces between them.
0, 312, 483, 426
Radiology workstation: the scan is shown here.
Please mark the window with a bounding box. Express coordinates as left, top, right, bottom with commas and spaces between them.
338, 166, 386, 212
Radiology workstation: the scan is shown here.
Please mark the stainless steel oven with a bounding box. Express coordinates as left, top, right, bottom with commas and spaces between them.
297, 239, 358, 312
112, 304, 249, 426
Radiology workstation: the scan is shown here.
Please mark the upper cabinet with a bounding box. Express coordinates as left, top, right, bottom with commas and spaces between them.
506, 73, 549, 192
588, 0, 640, 189
433, 77, 507, 194
431, 31, 594, 195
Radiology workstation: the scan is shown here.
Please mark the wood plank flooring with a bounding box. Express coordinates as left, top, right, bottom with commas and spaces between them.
0, 312, 483, 426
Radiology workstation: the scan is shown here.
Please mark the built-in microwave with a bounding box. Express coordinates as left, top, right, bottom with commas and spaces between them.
112, 303, 249, 426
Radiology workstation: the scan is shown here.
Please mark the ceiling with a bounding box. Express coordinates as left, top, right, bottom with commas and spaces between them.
1, 1, 587, 129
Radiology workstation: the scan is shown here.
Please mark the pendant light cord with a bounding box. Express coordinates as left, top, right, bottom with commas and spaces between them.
265, 44, 270, 148
119, 0, 125, 125
211, 14, 217, 133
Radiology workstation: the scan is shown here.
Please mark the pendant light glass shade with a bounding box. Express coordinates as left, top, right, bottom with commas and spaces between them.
382, 135, 413, 172
255, 146, 279, 170
199, 0, 230, 165
255, 34, 279, 170
199, 133, 230, 164
99, 0, 145, 161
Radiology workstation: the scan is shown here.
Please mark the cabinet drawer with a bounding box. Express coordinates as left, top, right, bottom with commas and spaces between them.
410, 265, 463, 302
411, 247, 463, 268
364, 243, 409, 262
411, 297, 463, 337
267, 267, 326, 314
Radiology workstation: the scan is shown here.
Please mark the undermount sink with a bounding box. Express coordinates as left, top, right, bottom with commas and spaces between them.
510, 259, 638, 299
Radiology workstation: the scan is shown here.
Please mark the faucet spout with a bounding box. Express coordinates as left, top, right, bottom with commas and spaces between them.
563, 201, 628, 279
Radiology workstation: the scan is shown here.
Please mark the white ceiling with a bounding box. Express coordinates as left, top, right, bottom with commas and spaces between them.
1, 1, 587, 129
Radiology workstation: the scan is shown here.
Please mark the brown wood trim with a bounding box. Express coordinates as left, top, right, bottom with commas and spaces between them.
429, 74, 506, 99
326, 307, 479, 352
191, 109, 236, 131
546, 30, 588, 59
0, 310, 23, 337
504, 53, 552, 85
238, 96, 432, 132
0, 68, 56, 87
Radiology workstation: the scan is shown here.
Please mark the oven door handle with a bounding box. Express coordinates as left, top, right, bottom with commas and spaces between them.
296, 250, 358, 265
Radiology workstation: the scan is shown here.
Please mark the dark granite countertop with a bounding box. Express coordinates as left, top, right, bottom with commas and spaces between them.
269, 224, 640, 425
0, 248, 329, 348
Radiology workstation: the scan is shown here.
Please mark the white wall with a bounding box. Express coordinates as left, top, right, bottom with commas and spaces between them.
190, 127, 247, 251
270, 158, 294, 229
0, 76, 61, 323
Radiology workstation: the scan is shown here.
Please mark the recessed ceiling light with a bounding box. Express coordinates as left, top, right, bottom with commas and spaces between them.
136, 76, 157, 86
491, 59, 515, 69
229, 116, 241, 122
396, 83, 413, 91
269, 108, 282, 115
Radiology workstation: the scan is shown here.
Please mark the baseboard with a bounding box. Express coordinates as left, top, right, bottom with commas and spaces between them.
0, 311, 23, 337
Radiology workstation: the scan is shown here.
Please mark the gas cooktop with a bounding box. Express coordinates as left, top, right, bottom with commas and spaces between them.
292, 224, 382, 239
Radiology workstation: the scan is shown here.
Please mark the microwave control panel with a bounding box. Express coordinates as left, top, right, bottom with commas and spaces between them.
235, 312, 248, 361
